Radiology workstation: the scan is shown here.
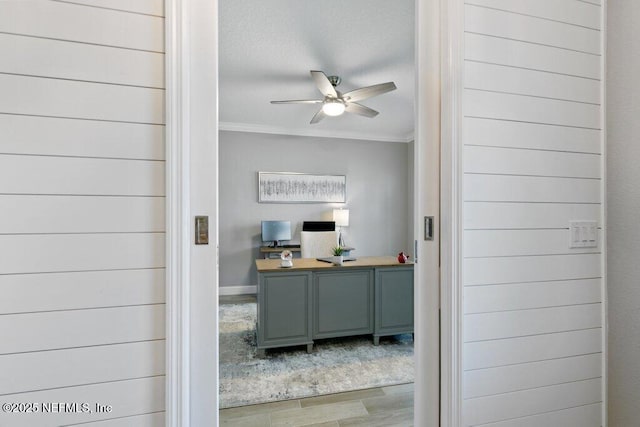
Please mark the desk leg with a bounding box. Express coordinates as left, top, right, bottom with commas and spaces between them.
257, 348, 266, 358
306, 343, 313, 354
373, 336, 380, 346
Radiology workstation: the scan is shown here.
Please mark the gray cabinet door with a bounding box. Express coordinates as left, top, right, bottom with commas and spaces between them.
313, 269, 374, 339
257, 271, 313, 349
375, 267, 414, 338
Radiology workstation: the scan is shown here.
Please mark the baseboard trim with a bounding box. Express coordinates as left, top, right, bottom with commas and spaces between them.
219, 285, 257, 296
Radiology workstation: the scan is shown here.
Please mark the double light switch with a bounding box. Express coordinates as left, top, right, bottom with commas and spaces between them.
569, 221, 598, 248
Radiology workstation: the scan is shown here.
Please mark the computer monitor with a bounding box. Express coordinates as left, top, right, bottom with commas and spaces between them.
261, 220, 292, 247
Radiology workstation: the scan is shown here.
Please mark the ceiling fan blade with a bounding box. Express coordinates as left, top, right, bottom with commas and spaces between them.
310, 108, 327, 124
310, 70, 338, 98
345, 102, 379, 118
271, 99, 323, 104
343, 82, 397, 103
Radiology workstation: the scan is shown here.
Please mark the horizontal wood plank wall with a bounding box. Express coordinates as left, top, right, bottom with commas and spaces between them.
0, 1, 165, 426
462, 1, 603, 425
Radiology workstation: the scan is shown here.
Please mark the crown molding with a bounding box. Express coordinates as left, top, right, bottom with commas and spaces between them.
219, 121, 414, 143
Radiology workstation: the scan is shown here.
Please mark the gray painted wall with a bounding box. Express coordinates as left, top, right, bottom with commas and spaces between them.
219, 131, 412, 288
607, 2, 640, 425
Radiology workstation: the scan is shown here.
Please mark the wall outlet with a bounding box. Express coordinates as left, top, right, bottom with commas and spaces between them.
569, 221, 598, 248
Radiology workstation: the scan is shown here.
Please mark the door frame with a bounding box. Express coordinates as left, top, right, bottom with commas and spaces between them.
165, 0, 220, 426
164, 0, 460, 425
439, 0, 465, 425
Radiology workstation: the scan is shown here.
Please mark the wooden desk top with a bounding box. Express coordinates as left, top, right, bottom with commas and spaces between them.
255, 256, 414, 272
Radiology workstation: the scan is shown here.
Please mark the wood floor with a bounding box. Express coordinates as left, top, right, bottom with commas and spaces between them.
219, 383, 414, 426
219, 295, 414, 426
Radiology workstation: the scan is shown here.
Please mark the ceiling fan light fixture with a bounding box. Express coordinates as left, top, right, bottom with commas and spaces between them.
271, 71, 396, 123
322, 99, 345, 116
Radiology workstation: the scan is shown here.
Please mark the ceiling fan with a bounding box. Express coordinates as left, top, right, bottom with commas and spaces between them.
270, 70, 397, 124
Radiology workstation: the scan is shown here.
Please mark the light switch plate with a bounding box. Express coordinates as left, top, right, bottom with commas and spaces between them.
569, 221, 598, 248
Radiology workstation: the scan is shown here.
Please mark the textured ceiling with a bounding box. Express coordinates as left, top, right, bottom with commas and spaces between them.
219, 0, 415, 142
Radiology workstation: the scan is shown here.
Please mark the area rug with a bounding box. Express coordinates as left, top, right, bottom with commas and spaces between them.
219, 303, 414, 408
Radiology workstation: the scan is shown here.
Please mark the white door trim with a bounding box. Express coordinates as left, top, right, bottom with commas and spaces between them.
165, 0, 191, 424
440, 0, 464, 425
165, 0, 220, 426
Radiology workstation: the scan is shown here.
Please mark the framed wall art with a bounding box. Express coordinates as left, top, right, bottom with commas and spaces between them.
258, 172, 346, 203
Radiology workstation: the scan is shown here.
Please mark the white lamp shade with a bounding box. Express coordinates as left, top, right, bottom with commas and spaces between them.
333, 209, 349, 227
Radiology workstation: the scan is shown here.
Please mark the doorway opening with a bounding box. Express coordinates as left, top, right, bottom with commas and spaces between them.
215, 0, 432, 421
164, 0, 443, 424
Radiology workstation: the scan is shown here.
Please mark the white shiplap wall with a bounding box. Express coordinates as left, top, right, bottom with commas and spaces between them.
462, 1, 604, 425
0, 1, 165, 426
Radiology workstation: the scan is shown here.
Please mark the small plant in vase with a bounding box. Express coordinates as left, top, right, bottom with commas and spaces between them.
331, 246, 344, 266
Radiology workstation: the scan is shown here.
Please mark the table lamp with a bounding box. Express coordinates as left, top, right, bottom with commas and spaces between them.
333, 208, 349, 247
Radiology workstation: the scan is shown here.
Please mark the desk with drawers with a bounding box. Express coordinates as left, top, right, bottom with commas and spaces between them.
255, 256, 414, 356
